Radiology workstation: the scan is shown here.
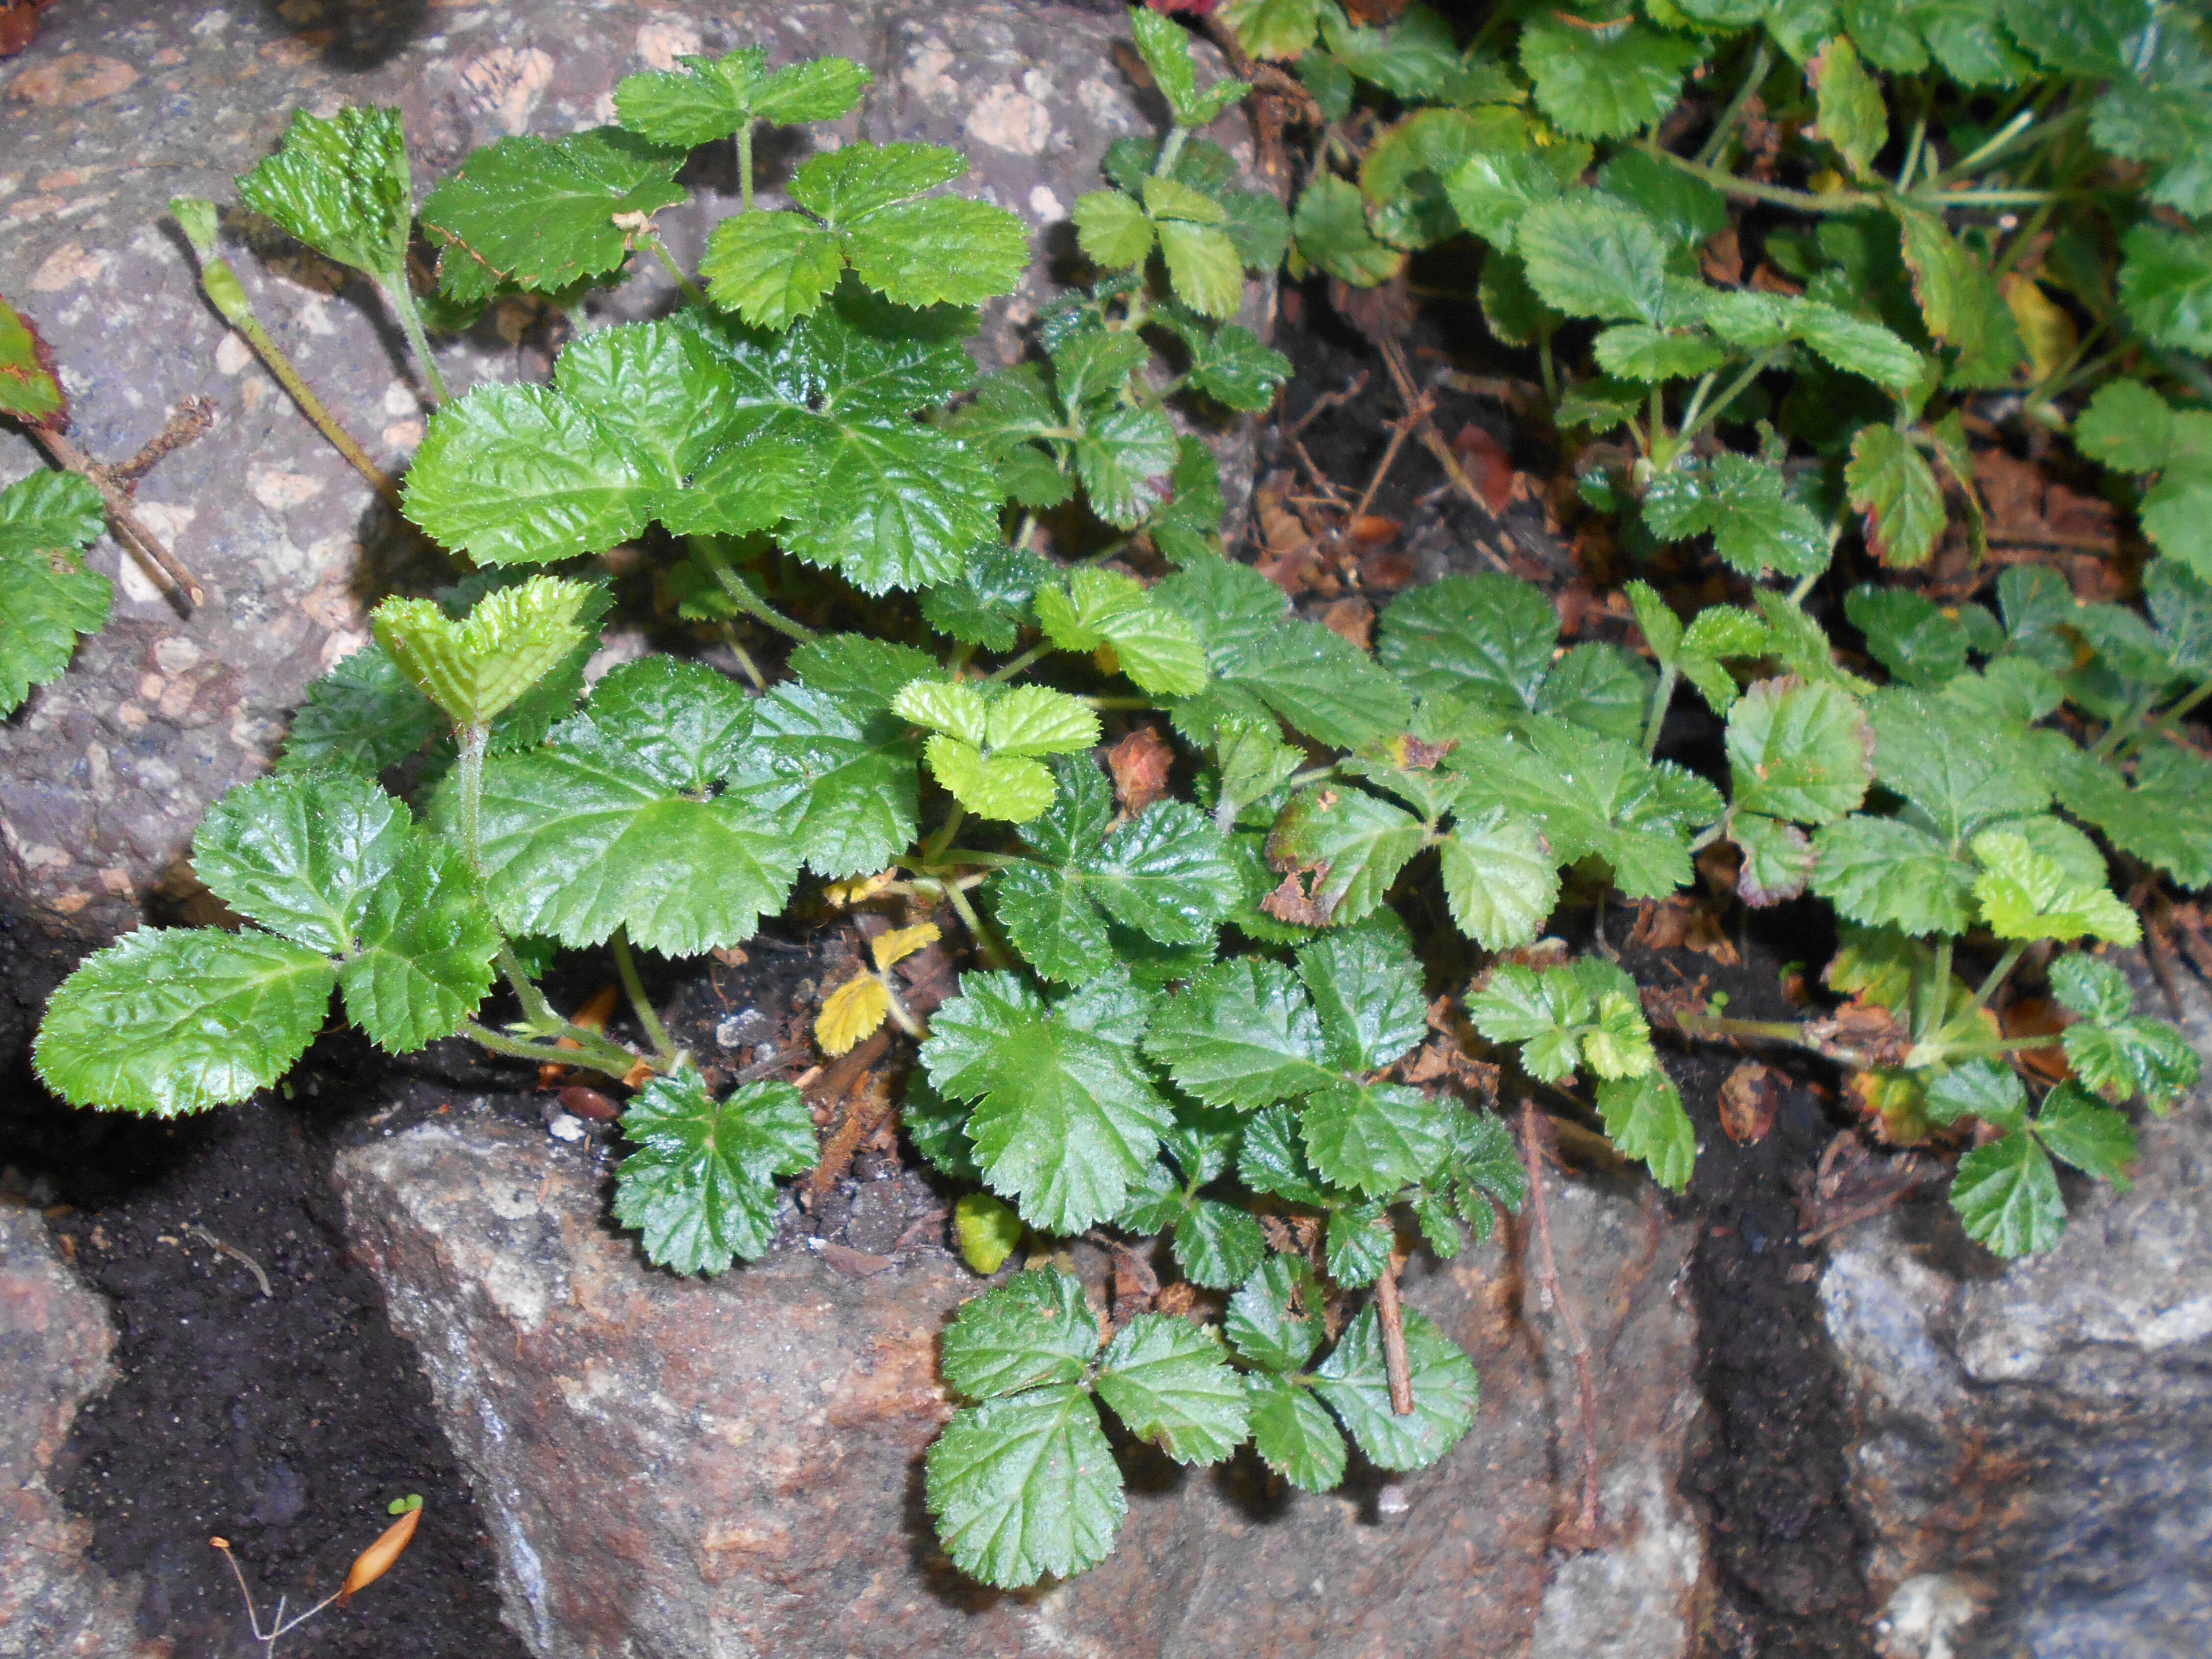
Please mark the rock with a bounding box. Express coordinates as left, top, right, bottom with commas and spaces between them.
1820, 952, 2212, 1658
0, 0, 1268, 934
0, 1203, 168, 1659
335, 1116, 1702, 1657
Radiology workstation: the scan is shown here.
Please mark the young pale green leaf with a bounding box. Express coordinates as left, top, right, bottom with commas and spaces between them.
1923, 1059, 2029, 1131
1245, 1375, 1348, 1493
1037, 569, 1209, 697
1301, 1081, 1453, 1197
1095, 1315, 1248, 1464
1894, 207, 2001, 358
1642, 454, 1830, 579
1596, 1070, 1696, 1191
1514, 193, 1670, 325
613, 49, 870, 149
1159, 219, 1249, 320
423, 126, 684, 304
1175, 1200, 1268, 1291
237, 104, 411, 281
1846, 426, 1946, 568
1438, 807, 1560, 951
1519, 18, 1704, 140
614, 1074, 816, 1275
2033, 1081, 2137, 1186
1266, 786, 1428, 927
34, 928, 334, 1116
1951, 1131, 2065, 1258
922, 972, 1174, 1234
1468, 960, 1654, 1084
2062, 1017, 2200, 1112
1220, 0, 1322, 59
470, 657, 802, 954
1312, 1305, 1480, 1471
1144, 958, 1335, 1110
927, 739, 1056, 824
1971, 829, 2142, 945
926, 1388, 1123, 1589
277, 647, 442, 777
940, 1269, 1102, 1399
371, 575, 595, 730
0, 471, 109, 717
1810, 35, 1887, 178
1292, 174, 1405, 287
1724, 677, 1874, 825
1073, 189, 1157, 270
1297, 930, 1428, 1073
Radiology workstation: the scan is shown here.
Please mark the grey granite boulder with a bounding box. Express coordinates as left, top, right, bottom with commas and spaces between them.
1822, 952, 2212, 1658
334, 1115, 1703, 1658
0, 0, 1263, 935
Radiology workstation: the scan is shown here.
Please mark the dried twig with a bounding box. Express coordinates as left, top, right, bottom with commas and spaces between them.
26, 425, 203, 607
1519, 1100, 1603, 1546
183, 1222, 272, 1297
1375, 337, 1515, 574
104, 396, 216, 491
1285, 370, 1368, 438
1351, 393, 1431, 524
1372, 1249, 1416, 1417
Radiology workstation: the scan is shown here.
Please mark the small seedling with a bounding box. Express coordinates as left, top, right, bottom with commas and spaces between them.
211, 1494, 423, 1656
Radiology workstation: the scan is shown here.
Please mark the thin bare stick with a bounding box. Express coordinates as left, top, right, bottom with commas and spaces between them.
1285, 370, 1368, 438
1375, 337, 1516, 573
1520, 1100, 1603, 1545
1373, 1251, 1416, 1417
1351, 395, 1428, 524
104, 397, 215, 490
26, 426, 202, 606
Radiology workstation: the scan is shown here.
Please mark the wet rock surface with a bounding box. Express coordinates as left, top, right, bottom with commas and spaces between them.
0, 1202, 166, 1659
1820, 952, 2212, 1658
334, 1115, 1703, 1658
0, 0, 1263, 935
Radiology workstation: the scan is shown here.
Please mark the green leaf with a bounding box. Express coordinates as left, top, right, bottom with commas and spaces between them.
1239, 1104, 1330, 1205
1642, 454, 1830, 579
192, 771, 415, 954
1596, 1070, 1696, 1191
741, 682, 920, 880
1725, 676, 1873, 824
0, 471, 108, 717
1227, 1257, 1325, 1371
1312, 1305, 1480, 1471
922, 972, 1175, 1233
1515, 194, 1670, 325
1438, 807, 1560, 951
1594, 149, 1726, 251
277, 647, 441, 777
2049, 953, 2133, 1024
613, 1073, 815, 1275
1131, 6, 1250, 129
1811, 814, 1973, 934
2062, 1016, 2200, 1112
1292, 174, 1405, 287
1845, 586, 1969, 687
2073, 378, 2212, 476
1791, 300, 1927, 391
1810, 35, 1888, 178
1324, 1202, 1392, 1286
1096, 1315, 1249, 1463
1894, 206, 2002, 359
339, 833, 501, 1053
1320, 2, 1474, 99
470, 657, 802, 954
923, 543, 1051, 650
1221, 0, 1323, 59
1073, 189, 1156, 269
1218, 189, 1293, 273
237, 104, 411, 281
1175, 1200, 1268, 1290
1970, 828, 2141, 945
1868, 688, 2048, 843
423, 126, 684, 304
926, 739, 1055, 824
1245, 1375, 1348, 1493
1379, 573, 1558, 710
694, 212, 845, 329
1846, 425, 1946, 568
1923, 1059, 2029, 1131
1302, 1081, 1453, 1197
1297, 930, 1428, 1072
1180, 321, 1293, 412
940, 1268, 1101, 1399
1594, 325, 1727, 383
613, 49, 871, 149
2054, 745, 2212, 890
1468, 959, 1655, 1084
1445, 146, 1569, 245
1732, 813, 1817, 905
1074, 407, 1182, 528
2120, 224, 2212, 355
34, 929, 334, 1116
926, 1388, 1123, 1589
370, 575, 595, 730
1520, 18, 1704, 140
1950, 1131, 2064, 1258
0, 294, 65, 425
2032, 1081, 2137, 1185
1533, 643, 1657, 743
1144, 958, 1335, 1109
1266, 786, 1428, 926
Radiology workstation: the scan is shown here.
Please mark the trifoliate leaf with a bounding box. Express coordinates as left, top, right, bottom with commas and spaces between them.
1923, 1059, 2029, 1131
740, 682, 920, 881
2053, 745, 2212, 891
702, 142, 1027, 324
277, 646, 441, 777
1245, 1375, 1348, 1493
1227, 1257, 1325, 1371
940, 1268, 1101, 1399
2062, 1016, 2200, 1112
1266, 786, 1428, 927
469, 657, 801, 955
34, 928, 335, 1116
1468, 959, 1655, 1084
1312, 1305, 1480, 1471
237, 104, 411, 281
1520, 18, 1704, 140
1514, 193, 1671, 325
613, 49, 870, 149
1302, 1081, 1452, 1197
422, 126, 684, 304
614, 1074, 815, 1275
1811, 35, 1888, 178
1096, 1315, 1248, 1463
1725, 676, 1873, 825
2119, 224, 2212, 356
2033, 1081, 2137, 1186
1293, 174, 1405, 287
1174, 1200, 1268, 1291
1642, 454, 1830, 579
1596, 1070, 1696, 1191
1971, 829, 2141, 945
1846, 426, 1946, 568
1297, 930, 1428, 1073
926, 1388, 1123, 1589
0, 294, 65, 425
1144, 958, 1336, 1109
921, 972, 1175, 1233
1036, 569, 1207, 695
0, 470, 108, 716
1950, 1131, 2064, 1258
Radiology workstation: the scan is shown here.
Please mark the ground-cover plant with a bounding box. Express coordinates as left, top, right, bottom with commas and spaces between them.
25, 0, 2212, 1595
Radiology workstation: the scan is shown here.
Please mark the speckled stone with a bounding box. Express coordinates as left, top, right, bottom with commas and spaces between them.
0, 0, 1267, 935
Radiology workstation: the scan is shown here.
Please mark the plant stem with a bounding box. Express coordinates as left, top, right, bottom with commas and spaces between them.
1154, 125, 1189, 178
1678, 348, 1780, 444
1081, 695, 1154, 710
1971, 941, 2029, 1012
645, 233, 708, 306
2126, 679, 2212, 756
987, 642, 1051, 683
455, 723, 488, 873
612, 927, 676, 1062
1786, 566, 1821, 606
461, 1020, 637, 1081
1696, 39, 1773, 166
939, 878, 1011, 969
1933, 106, 2086, 187
1936, 1033, 2064, 1058
1642, 663, 1678, 759
1640, 142, 1879, 214
1675, 1011, 1816, 1045
379, 275, 451, 406
738, 123, 755, 212
692, 536, 819, 642
1897, 114, 1928, 190
1915, 936, 1953, 1043
920, 804, 966, 869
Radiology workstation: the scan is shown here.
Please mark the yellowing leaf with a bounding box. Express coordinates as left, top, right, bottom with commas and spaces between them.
2001, 273, 2077, 382
817, 973, 891, 1056
955, 1191, 1024, 1275
337, 1502, 420, 1606
873, 921, 941, 971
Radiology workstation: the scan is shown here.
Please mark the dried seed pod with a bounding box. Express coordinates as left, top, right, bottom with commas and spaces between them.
336, 1501, 421, 1606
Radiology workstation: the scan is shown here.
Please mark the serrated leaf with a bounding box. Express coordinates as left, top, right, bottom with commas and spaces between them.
469, 657, 800, 954
1846, 426, 1946, 568
1869, 687, 2048, 843
2062, 1016, 2200, 1111
192, 771, 414, 955
1951, 1131, 2064, 1258
614, 1074, 815, 1274
1732, 813, 1817, 905
1297, 930, 1428, 1073
1096, 1315, 1248, 1462
1144, 958, 1335, 1109
1174, 1200, 1267, 1290
613, 49, 870, 149
741, 683, 920, 880
1379, 573, 1558, 711
2049, 953, 2133, 1023
2054, 745, 2212, 891
816, 973, 890, 1056
927, 738, 1056, 824
2033, 1081, 2137, 1185
1520, 18, 1704, 140
238, 104, 411, 281
371, 575, 597, 732
940, 1268, 1101, 1399
1923, 1059, 2029, 1131
790, 634, 942, 714
2119, 224, 2212, 356
1301, 1081, 1452, 1197
1074, 189, 1157, 269
1245, 1375, 1347, 1493
922, 972, 1175, 1233
1971, 829, 2141, 945
1324, 1202, 1393, 1287
1312, 1305, 1480, 1471
1515, 193, 1670, 325
423, 126, 683, 304
1238, 1104, 1330, 1205
1642, 453, 1830, 579
1444, 145, 1569, 245
926, 1387, 1123, 1589
1594, 325, 1728, 383
1596, 1070, 1696, 1191
1725, 676, 1873, 824
34, 929, 334, 1116
1293, 174, 1405, 287
341, 834, 501, 1053
277, 646, 441, 776
1266, 786, 1428, 926
1071, 407, 1181, 528
1811, 814, 1972, 934
1227, 1257, 1325, 1371
1810, 35, 1887, 178
1846, 586, 1969, 687
0, 471, 109, 716
1221, 0, 1322, 60
1182, 321, 1292, 411
0, 294, 65, 425
1438, 807, 1560, 951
